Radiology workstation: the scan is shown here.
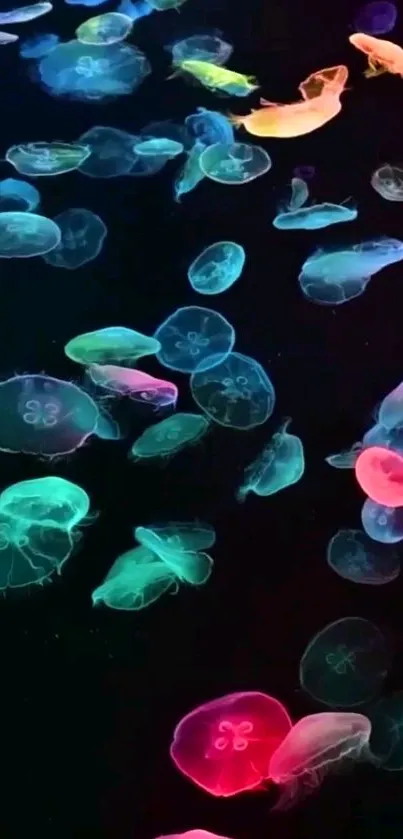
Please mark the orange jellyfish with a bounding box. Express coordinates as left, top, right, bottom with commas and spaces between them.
229, 93, 343, 138
355, 445, 403, 507
298, 65, 349, 99
349, 33, 403, 77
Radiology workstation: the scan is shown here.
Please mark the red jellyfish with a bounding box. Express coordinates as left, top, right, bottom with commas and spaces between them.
355, 445, 403, 507
169, 691, 292, 797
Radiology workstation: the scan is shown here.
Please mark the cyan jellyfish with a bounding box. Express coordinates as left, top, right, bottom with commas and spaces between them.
0, 212, 60, 257
185, 107, 235, 146
6, 141, 91, 177
0, 178, 40, 212
66, 0, 108, 5
19, 32, 60, 59
326, 528, 400, 584
325, 442, 362, 468
0, 373, 108, 458
134, 521, 216, 552
0, 476, 90, 531
0, 2, 52, 23
174, 141, 206, 202
130, 412, 209, 461
169, 33, 233, 66
191, 351, 275, 430
139, 118, 192, 151
368, 691, 403, 770
133, 137, 183, 159
200, 142, 272, 185
354, 2, 397, 35
135, 525, 213, 584
269, 712, 373, 810
78, 125, 138, 178
76, 13, 133, 46
37, 39, 151, 102
273, 200, 357, 230
277, 177, 309, 212
237, 418, 304, 499
92, 544, 177, 610
371, 164, 403, 200
87, 364, 178, 408
362, 497, 403, 543
65, 326, 160, 366
43, 208, 107, 269
299, 616, 390, 707
378, 380, 403, 428
170, 691, 292, 797
0, 513, 75, 591
154, 306, 235, 373
127, 145, 168, 177
188, 241, 245, 295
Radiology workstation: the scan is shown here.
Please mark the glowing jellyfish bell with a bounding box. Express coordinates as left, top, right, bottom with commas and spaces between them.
361, 497, 403, 543
353, 2, 398, 36
170, 691, 293, 797
237, 418, 304, 499
129, 412, 209, 461
76, 12, 133, 46
154, 305, 236, 373
169, 33, 233, 65
0, 178, 40, 213
326, 528, 400, 584
371, 164, 403, 201
0, 475, 90, 531
188, 241, 246, 295
6, 142, 91, 177
269, 712, 373, 810
43, 208, 107, 269
135, 525, 213, 584
0, 211, 60, 257
199, 142, 271, 184
92, 544, 177, 610
355, 445, 403, 506
65, 326, 161, 366
87, 364, 178, 408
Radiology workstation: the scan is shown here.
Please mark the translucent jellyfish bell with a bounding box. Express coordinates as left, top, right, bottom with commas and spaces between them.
0, 476, 90, 531
269, 712, 373, 810
65, 326, 161, 366
0, 212, 60, 257
6, 142, 91, 177
299, 616, 390, 707
237, 418, 304, 499
170, 691, 293, 797
169, 34, 233, 65
326, 528, 400, 584
361, 497, 403, 543
76, 12, 133, 45
368, 691, 403, 770
325, 442, 362, 468
92, 544, 177, 610
87, 364, 178, 408
78, 126, 138, 178
371, 164, 403, 200
354, 2, 398, 35
19, 32, 59, 59
0, 3, 52, 24
191, 351, 276, 430
43, 208, 107, 269
355, 445, 403, 507
174, 141, 206, 202
378, 380, 403, 428
273, 201, 357, 231
129, 413, 209, 461
135, 525, 213, 584
133, 138, 183, 159
0, 178, 40, 212
154, 305, 236, 373
199, 142, 271, 185
134, 521, 216, 552
188, 241, 246, 295
0, 515, 75, 591
185, 107, 234, 146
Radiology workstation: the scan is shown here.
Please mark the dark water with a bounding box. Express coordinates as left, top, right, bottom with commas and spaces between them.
1, 0, 403, 836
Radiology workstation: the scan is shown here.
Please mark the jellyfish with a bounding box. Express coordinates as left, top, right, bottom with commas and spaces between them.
0, 212, 60, 257
362, 421, 403, 454
299, 616, 390, 707
326, 528, 400, 584
188, 242, 246, 295
139, 118, 191, 150
170, 691, 293, 796
37, 39, 151, 102
0, 178, 40, 212
325, 442, 362, 468
135, 526, 213, 584
134, 521, 216, 552
133, 138, 183, 159
361, 497, 403, 543
269, 712, 373, 810
154, 306, 235, 374
172, 60, 258, 96
65, 326, 160, 366
77, 126, 138, 178
87, 364, 178, 408
43, 208, 107, 269
92, 544, 178, 610
169, 34, 233, 66
0, 373, 108, 458
368, 691, 403, 769
66, 0, 108, 4
199, 142, 272, 185
0, 476, 90, 531
191, 352, 275, 430
130, 413, 209, 461
349, 32, 403, 77
354, 2, 398, 35
19, 32, 59, 59
6, 141, 91, 177
76, 12, 133, 46
229, 90, 344, 139
185, 107, 234, 146
0, 32, 18, 44
355, 446, 403, 506
237, 418, 304, 498
157, 831, 233, 839
174, 141, 206, 202
371, 164, 403, 200
278, 176, 309, 212
0, 514, 75, 590
298, 65, 349, 100
273, 200, 357, 230
116, 0, 154, 20
378, 380, 403, 428
149, 0, 187, 8
0, 2, 52, 24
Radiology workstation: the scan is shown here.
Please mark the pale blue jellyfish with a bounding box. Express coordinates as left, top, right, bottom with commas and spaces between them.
20, 32, 59, 59
0, 178, 40, 212
128, 145, 169, 177
130, 413, 209, 460
326, 528, 400, 584
188, 241, 245, 295
185, 107, 234, 146
0, 2, 52, 24
169, 33, 233, 65
287, 177, 309, 210
139, 119, 191, 150
368, 691, 403, 770
191, 351, 275, 430
371, 164, 403, 201
6, 141, 91, 177
43, 208, 107, 269
133, 138, 183, 159
66, 0, 108, 5
200, 142, 272, 185
378, 381, 403, 429
325, 442, 362, 468
299, 616, 390, 707
0, 212, 60, 257
237, 418, 304, 498
154, 306, 235, 373
76, 13, 133, 46
174, 141, 206, 202
363, 422, 403, 455
0, 32, 18, 44
78, 126, 138, 178
273, 200, 357, 231
148, 0, 187, 8
361, 498, 403, 543
37, 39, 151, 102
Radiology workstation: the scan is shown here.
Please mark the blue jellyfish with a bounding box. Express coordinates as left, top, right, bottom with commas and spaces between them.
0, 3, 52, 24
133, 138, 183, 159
0, 212, 60, 257
273, 200, 357, 230
378, 381, 403, 429
368, 691, 403, 770
169, 33, 233, 66
185, 107, 235, 146
353, 2, 397, 35
78, 126, 138, 178
361, 498, 403, 543
188, 241, 245, 295
0, 178, 40, 212
362, 422, 403, 455
154, 306, 235, 373
66, 0, 108, 5
327, 528, 400, 584
278, 176, 309, 212
116, 0, 154, 21
191, 351, 276, 430
200, 142, 272, 185
6, 141, 91, 177
174, 141, 206, 202
43, 208, 107, 269
237, 418, 304, 498
20, 33, 59, 59
76, 13, 133, 46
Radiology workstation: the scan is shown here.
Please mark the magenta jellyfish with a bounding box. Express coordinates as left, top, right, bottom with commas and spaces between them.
355, 445, 403, 507
87, 364, 178, 408
170, 691, 292, 797
269, 712, 373, 810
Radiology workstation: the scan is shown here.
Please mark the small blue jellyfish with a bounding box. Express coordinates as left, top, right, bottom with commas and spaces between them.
327, 528, 400, 584
362, 498, 403, 543
187, 241, 245, 295
78, 126, 138, 178
237, 418, 304, 498
174, 141, 206, 202
76, 12, 133, 46
20, 32, 60, 59
43, 208, 107, 269
273, 200, 357, 231
200, 142, 272, 185
185, 107, 235, 146
133, 137, 183, 159
169, 33, 233, 66
154, 306, 235, 373
116, 0, 154, 21
0, 211, 60, 257
0, 178, 40, 212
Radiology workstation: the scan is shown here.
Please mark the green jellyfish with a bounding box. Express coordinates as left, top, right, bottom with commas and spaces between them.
0, 476, 90, 531
65, 326, 161, 365
129, 412, 209, 461
91, 544, 177, 610
237, 418, 305, 500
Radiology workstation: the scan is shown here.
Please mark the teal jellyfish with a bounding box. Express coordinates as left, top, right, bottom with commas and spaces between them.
326, 528, 400, 585
6, 141, 91, 176
188, 241, 245, 295
43, 208, 107, 269
0, 178, 40, 212
133, 138, 184, 159
78, 126, 138, 178
273, 200, 357, 230
0, 476, 90, 531
174, 140, 207, 202
76, 12, 133, 45
237, 418, 304, 499
92, 544, 177, 610
191, 351, 275, 430
279, 176, 310, 211
0, 212, 61, 257
65, 326, 161, 365
154, 305, 236, 373
378, 381, 403, 429
129, 412, 209, 461
199, 142, 271, 185
325, 442, 362, 468
135, 525, 213, 584
134, 521, 216, 552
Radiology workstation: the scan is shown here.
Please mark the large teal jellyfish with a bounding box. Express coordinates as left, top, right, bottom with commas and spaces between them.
76, 12, 133, 45
130, 413, 209, 461
237, 418, 304, 499
191, 351, 275, 430
0, 212, 60, 257
6, 141, 91, 176
91, 544, 177, 610
78, 126, 138, 178
43, 208, 107, 269
0, 178, 40, 212
361, 497, 403, 543
326, 528, 400, 584
0, 476, 90, 531
154, 305, 235, 373
199, 142, 271, 185
188, 241, 245, 295
65, 325, 161, 365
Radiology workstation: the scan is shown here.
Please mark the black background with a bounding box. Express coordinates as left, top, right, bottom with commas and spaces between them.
1, 0, 403, 836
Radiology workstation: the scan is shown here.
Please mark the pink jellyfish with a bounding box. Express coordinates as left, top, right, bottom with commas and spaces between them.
157, 832, 232, 839
355, 445, 403, 507
268, 712, 373, 810
170, 691, 293, 797
87, 364, 178, 408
